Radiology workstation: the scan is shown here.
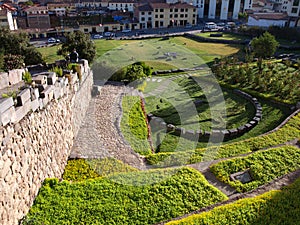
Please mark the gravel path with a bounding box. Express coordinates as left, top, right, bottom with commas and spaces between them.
70, 83, 146, 170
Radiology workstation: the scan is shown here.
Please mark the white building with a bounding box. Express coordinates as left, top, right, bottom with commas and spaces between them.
0, 4, 17, 30
179, 0, 253, 20
247, 12, 288, 26
108, 0, 136, 12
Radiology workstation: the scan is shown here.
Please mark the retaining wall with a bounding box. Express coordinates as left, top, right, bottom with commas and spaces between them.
0, 59, 93, 225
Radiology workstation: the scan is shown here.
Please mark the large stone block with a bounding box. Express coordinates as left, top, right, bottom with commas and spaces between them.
0, 106, 15, 126
42, 72, 57, 85
32, 75, 47, 85
0, 72, 9, 89
0, 97, 14, 114
8, 69, 24, 85
40, 86, 54, 99
12, 100, 31, 123
31, 98, 39, 112
16, 89, 31, 106
30, 88, 39, 100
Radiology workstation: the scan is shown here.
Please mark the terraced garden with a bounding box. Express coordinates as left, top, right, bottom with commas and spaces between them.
24, 36, 300, 224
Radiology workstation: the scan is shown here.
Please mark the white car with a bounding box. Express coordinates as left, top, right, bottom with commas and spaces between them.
47, 37, 57, 43
93, 34, 103, 39
104, 32, 113, 37
122, 29, 131, 33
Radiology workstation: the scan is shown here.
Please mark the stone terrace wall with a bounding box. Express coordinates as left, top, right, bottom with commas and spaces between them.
0, 60, 93, 225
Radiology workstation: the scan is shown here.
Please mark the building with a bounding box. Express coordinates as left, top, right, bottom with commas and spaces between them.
134, 3, 153, 28
151, 2, 197, 28
247, 12, 288, 26
108, 0, 136, 12
0, 3, 17, 30
23, 6, 51, 29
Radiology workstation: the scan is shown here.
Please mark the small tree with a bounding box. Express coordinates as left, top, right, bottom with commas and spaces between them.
250, 32, 279, 59
251, 32, 279, 71
58, 31, 96, 63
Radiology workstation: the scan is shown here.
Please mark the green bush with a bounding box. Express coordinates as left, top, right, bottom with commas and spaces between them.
210, 145, 300, 192
23, 167, 227, 225
166, 176, 300, 225
49, 66, 63, 77
22, 71, 32, 84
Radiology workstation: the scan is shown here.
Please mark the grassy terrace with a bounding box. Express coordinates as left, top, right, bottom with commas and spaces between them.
210, 145, 300, 192
24, 167, 227, 225
166, 176, 300, 225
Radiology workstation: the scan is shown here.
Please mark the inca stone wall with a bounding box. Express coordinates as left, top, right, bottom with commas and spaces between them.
0, 61, 93, 225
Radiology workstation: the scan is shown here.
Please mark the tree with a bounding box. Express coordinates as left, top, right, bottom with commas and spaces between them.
0, 27, 43, 70
57, 31, 96, 63
250, 32, 279, 59
110, 62, 152, 83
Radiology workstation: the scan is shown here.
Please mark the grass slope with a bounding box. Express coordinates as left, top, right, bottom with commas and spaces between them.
166, 176, 300, 225
23, 167, 227, 225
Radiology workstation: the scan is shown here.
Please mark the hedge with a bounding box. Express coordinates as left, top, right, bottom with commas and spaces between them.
23, 167, 227, 225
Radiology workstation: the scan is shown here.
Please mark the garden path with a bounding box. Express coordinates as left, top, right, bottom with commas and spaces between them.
70, 82, 147, 170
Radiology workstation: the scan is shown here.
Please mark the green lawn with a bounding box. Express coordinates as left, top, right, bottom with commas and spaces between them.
196, 32, 250, 41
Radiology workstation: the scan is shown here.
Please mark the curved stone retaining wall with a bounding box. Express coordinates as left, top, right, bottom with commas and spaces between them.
147, 89, 262, 140
0, 60, 93, 225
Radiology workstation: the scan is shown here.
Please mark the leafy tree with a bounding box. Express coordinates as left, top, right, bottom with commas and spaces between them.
57, 31, 96, 63
0, 27, 43, 70
3, 54, 24, 71
110, 61, 152, 83
250, 32, 279, 59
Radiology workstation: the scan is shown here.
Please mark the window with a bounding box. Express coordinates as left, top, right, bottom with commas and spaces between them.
170, 9, 173, 12
185, 8, 188, 12
148, 12, 151, 15
155, 15, 158, 18
292, 7, 298, 13
160, 21, 164, 26
180, 14, 184, 17
155, 9, 158, 12
181, 8, 184, 12
175, 8, 178, 12
193, 8, 196, 12
160, 14, 164, 18
141, 12, 145, 15
174, 14, 178, 18
149, 17, 152, 20
170, 14, 173, 18
160, 8, 164, 12
185, 14, 188, 17
293, 0, 299, 6
141, 17, 145, 21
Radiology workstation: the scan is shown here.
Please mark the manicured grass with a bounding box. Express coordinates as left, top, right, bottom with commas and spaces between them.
121, 95, 152, 155
146, 112, 300, 167
210, 145, 300, 192
170, 36, 242, 63
37, 45, 64, 63
196, 32, 250, 41
63, 158, 138, 182
23, 167, 227, 225
145, 76, 255, 131
166, 176, 300, 225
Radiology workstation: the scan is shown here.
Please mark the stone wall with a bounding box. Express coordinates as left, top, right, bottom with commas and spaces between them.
0, 60, 93, 225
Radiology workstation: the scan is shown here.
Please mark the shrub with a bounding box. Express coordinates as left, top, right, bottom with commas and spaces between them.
3, 54, 24, 71
49, 66, 63, 77
22, 71, 32, 84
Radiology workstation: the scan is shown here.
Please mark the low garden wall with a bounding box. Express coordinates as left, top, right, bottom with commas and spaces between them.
147, 89, 262, 141
0, 59, 93, 225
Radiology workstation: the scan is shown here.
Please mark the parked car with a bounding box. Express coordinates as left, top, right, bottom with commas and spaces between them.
122, 29, 131, 33
47, 37, 59, 44
204, 22, 217, 30
104, 32, 114, 37
93, 34, 103, 39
